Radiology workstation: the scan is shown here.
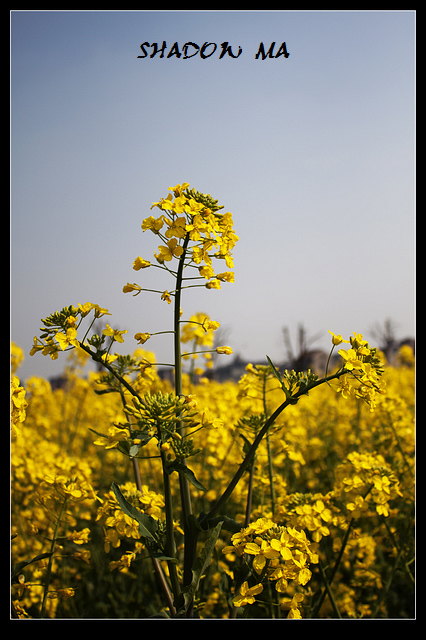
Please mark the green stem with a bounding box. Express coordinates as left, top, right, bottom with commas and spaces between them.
311, 518, 355, 618
262, 373, 275, 516
40, 495, 68, 618
160, 450, 182, 610
371, 518, 414, 618
173, 234, 190, 399
318, 559, 342, 618
172, 235, 197, 616
200, 371, 343, 528
325, 345, 335, 378
312, 486, 373, 617
371, 538, 405, 618
244, 464, 255, 527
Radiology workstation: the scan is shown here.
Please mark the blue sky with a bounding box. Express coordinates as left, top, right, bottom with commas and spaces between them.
11, 10, 415, 381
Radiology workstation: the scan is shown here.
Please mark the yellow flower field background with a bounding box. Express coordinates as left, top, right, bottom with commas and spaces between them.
11, 184, 415, 619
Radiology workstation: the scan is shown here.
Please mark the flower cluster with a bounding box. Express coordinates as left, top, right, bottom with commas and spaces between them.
11, 340, 414, 618
30, 303, 112, 362
334, 451, 403, 518
11, 445, 96, 616
276, 493, 335, 543
124, 182, 238, 300
223, 517, 319, 616
11, 375, 28, 440
330, 331, 386, 410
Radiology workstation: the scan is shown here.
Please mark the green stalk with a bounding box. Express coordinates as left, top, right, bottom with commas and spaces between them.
371, 538, 405, 618
160, 449, 182, 609
371, 518, 413, 618
40, 495, 68, 618
173, 235, 194, 523
311, 518, 354, 618
312, 487, 372, 618
262, 373, 276, 516
200, 371, 343, 528
172, 234, 197, 615
173, 234, 190, 400
318, 559, 342, 618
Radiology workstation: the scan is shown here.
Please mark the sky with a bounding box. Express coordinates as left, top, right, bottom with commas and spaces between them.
11, 10, 415, 382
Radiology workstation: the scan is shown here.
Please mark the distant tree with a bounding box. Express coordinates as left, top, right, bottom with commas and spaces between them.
282, 323, 322, 370
371, 319, 399, 363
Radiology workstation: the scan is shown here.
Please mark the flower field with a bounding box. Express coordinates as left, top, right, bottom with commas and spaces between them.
11, 184, 415, 619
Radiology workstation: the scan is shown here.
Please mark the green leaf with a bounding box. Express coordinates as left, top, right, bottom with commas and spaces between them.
267, 355, 292, 401
11, 552, 53, 581
129, 444, 141, 458
178, 522, 223, 616
166, 460, 207, 492
151, 552, 178, 564
111, 482, 158, 541
266, 355, 283, 383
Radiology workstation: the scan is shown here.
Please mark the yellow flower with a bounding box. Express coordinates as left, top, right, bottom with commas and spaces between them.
351, 332, 369, 347
328, 330, 350, 345
142, 214, 165, 231
48, 588, 75, 600
232, 581, 263, 608
11, 341, 25, 374
282, 593, 304, 618
93, 426, 130, 450
216, 346, 233, 355
200, 407, 224, 429
155, 239, 184, 262
149, 194, 173, 211
184, 198, 205, 215
198, 265, 216, 280
206, 279, 221, 290
168, 182, 190, 196
133, 257, 151, 270
338, 348, 364, 371
123, 282, 142, 295
99, 353, 118, 365
11, 376, 28, 439
172, 195, 189, 215
245, 539, 280, 573
215, 271, 235, 283
67, 528, 91, 545
79, 302, 111, 318
55, 327, 79, 351
30, 336, 60, 359
164, 216, 187, 239
103, 324, 127, 344
134, 332, 151, 344
203, 319, 220, 332
161, 290, 172, 304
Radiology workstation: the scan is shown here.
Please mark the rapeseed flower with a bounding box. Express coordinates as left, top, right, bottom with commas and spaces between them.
123, 282, 142, 295
102, 324, 128, 344
245, 539, 280, 573
216, 346, 233, 355
133, 257, 151, 270
232, 581, 263, 608
11, 376, 28, 439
